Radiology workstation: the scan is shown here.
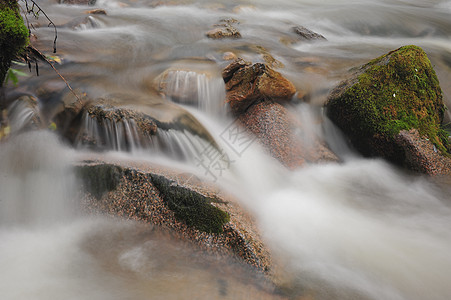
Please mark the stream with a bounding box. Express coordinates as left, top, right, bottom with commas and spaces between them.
2, 0, 451, 299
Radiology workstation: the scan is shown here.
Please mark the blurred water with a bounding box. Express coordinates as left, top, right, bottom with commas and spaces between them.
2, 0, 451, 299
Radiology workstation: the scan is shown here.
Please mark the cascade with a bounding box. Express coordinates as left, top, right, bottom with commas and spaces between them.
76, 111, 213, 161
161, 70, 227, 116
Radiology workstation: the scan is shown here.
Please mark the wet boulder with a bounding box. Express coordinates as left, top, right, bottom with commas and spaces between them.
238, 101, 337, 169
223, 59, 296, 115
326, 45, 450, 174
76, 159, 272, 273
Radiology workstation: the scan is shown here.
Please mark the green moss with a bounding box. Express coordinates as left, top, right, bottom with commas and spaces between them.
327, 45, 449, 157
0, 2, 29, 86
151, 174, 230, 234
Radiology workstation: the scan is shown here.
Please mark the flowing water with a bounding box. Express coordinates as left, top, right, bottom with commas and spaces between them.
2, 0, 451, 299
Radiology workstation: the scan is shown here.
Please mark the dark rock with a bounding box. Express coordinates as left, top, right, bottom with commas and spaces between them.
292, 26, 326, 41
326, 45, 450, 174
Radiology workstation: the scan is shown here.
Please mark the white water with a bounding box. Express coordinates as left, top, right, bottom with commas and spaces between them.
2, 0, 451, 299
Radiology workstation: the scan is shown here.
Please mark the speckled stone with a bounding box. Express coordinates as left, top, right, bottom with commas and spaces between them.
77, 158, 273, 274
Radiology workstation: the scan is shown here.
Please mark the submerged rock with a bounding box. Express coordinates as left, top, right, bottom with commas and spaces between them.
292, 26, 326, 41
63, 15, 103, 30
326, 45, 450, 174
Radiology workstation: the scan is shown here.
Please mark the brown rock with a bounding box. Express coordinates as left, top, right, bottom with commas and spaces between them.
85, 9, 107, 15
239, 101, 304, 169
258, 68, 296, 101
222, 58, 250, 83
223, 60, 296, 114
225, 63, 266, 114
206, 26, 241, 39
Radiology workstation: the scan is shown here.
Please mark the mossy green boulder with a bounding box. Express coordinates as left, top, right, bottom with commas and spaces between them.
326, 45, 449, 168
0, 0, 29, 86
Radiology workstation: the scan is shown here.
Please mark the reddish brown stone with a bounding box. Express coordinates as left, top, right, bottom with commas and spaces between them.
223, 60, 296, 115
257, 68, 296, 101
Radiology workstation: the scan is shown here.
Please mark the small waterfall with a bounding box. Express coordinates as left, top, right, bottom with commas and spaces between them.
155, 128, 212, 161
76, 112, 213, 161
76, 112, 146, 151
160, 70, 226, 116
6, 97, 41, 135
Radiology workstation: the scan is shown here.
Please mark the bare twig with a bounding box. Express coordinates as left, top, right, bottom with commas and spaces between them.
27, 45, 83, 104
22, 0, 58, 53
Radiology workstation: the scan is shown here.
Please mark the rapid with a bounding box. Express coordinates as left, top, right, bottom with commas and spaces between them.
1, 0, 451, 299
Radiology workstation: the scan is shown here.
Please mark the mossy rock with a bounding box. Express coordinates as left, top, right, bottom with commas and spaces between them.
151, 174, 230, 234
326, 45, 449, 166
0, 1, 29, 85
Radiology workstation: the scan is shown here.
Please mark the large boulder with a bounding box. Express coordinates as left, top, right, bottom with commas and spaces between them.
223, 59, 296, 115
238, 101, 337, 169
76, 159, 272, 273
326, 45, 450, 173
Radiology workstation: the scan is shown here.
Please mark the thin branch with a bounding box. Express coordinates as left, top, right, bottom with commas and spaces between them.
22, 0, 58, 53
27, 45, 83, 104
